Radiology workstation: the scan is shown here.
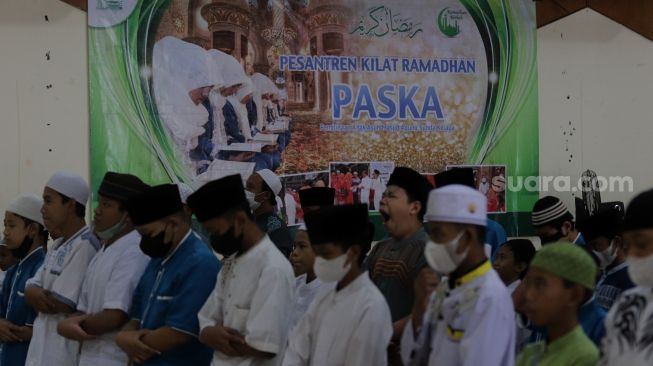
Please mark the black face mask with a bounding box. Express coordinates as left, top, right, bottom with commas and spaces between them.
540, 231, 564, 245
11, 235, 34, 260
139, 230, 173, 258
210, 226, 242, 257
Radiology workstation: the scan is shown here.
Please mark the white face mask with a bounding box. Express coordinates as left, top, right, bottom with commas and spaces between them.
245, 190, 261, 212
424, 231, 467, 275
627, 254, 653, 288
313, 252, 351, 283
592, 241, 617, 270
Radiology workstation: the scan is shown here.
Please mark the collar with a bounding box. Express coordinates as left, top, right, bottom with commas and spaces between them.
162, 229, 192, 265
335, 271, 370, 299
235, 234, 271, 264
546, 325, 584, 352
507, 279, 521, 294
605, 261, 628, 276
19, 247, 45, 265
572, 232, 582, 244
581, 294, 596, 308
452, 260, 492, 288
55, 226, 89, 250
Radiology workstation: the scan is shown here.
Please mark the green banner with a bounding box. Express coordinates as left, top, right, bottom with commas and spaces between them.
88, 0, 538, 235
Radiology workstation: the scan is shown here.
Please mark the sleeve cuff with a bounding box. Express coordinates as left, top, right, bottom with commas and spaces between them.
169, 326, 199, 338
102, 301, 129, 313
49, 291, 77, 310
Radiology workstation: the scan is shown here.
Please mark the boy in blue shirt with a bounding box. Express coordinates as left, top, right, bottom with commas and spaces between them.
116, 184, 220, 365
578, 205, 634, 310
0, 194, 48, 365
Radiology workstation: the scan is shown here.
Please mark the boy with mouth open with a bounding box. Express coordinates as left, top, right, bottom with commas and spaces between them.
364, 167, 433, 364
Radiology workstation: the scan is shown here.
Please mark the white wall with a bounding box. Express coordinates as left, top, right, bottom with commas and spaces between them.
0, 5, 651, 220
0, 0, 88, 213
538, 9, 653, 213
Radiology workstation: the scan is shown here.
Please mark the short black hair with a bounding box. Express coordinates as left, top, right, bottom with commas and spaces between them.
59, 193, 86, 218
503, 239, 536, 279
15, 215, 49, 243
261, 180, 277, 206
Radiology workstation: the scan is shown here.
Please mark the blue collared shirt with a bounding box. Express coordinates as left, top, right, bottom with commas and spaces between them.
0, 247, 46, 366
130, 231, 220, 366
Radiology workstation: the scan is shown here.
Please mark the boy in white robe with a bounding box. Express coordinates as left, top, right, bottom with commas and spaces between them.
287, 188, 338, 331
401, 185, 515, 366
56, 172, 150, 366
188, 174, 295, 366
283, 204, 392, 366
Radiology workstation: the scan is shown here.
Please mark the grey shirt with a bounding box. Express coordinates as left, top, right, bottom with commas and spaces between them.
365, 228, 429, 322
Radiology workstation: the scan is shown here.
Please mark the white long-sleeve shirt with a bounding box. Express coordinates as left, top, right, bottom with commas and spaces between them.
287, 275, 333, 333
76, 230, 150, 366
198, 236, 295, 366
401, 262, 515, 366
283, 272, 393, 366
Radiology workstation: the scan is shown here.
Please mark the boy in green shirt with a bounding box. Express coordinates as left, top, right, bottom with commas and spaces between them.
517, 242, 599, 366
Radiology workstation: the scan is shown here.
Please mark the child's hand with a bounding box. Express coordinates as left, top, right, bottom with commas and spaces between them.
57, 314, 95, 341
199, 325, 245, 357
116, 329, 160, 362
0, 319, 21, 342
24, 287, 56, 314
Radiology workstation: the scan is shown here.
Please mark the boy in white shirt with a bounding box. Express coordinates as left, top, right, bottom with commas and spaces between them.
283, 204, 393, 366
24, 171, 100, 366
401, 185, 515, 366
287, 188, 337, 331
57, 172, 150, 366
188, 174, 295, 366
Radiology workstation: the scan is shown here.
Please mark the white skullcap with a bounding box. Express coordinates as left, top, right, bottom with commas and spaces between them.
153, 36, 223, 93
177, 183, 194, 204
7, 193, 44, 226
256, 169, 282, 196
425, 184, 487, 226
46, 171, 89, 206
208, 49, 248, 88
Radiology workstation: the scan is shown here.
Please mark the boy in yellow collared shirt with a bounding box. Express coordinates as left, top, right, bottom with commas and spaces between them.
517, 242, 599, 366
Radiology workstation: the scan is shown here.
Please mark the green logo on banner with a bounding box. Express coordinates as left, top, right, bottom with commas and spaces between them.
438, 7, 464, 37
